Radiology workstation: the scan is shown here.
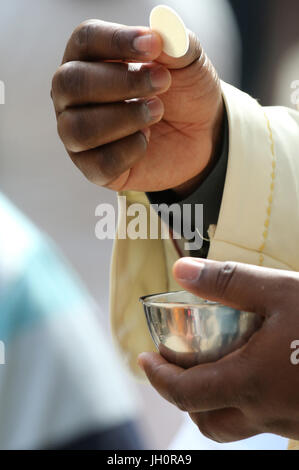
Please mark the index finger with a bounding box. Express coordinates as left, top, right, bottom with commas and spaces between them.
62, 20, 163, 64
138, 352, 250, 413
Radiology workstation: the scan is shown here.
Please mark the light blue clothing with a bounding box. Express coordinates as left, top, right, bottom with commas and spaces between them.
0, 194, 138, 449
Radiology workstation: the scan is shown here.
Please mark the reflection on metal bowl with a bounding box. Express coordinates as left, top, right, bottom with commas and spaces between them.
140, 291, 263, 368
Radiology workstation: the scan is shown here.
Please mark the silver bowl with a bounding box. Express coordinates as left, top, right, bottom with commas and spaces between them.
140, 291, 263, 368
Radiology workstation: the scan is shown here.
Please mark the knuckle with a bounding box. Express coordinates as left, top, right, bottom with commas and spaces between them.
72, 20, 95, 57
84, 161, 104, 185
58, 110, 88, 152
72, 152, 102, 185
52, 62, 82, 104
57, 111, 71, 147
214, 261, 238, 298
70, 148, 114, 187
51, 70, 60, 100
97, 133, 146, 185
95, 145, 123, 182
279, 275, 299, 302
51, 66, 66, 98
110, 27, 125, 54
57, 111, 70, 144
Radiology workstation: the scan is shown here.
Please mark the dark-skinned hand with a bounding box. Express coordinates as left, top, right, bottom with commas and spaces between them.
139, 258, 299, 443
51, 20, 224, 197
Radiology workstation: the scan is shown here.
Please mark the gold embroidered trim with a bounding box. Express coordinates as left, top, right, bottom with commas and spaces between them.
259, 113, 276, 266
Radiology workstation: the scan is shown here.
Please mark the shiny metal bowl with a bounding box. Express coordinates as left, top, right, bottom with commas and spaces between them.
140, 291, 263, 368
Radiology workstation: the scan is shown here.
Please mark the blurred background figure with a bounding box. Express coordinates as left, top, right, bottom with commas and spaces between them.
0, 193, 143, 449
0, 0, 241, 448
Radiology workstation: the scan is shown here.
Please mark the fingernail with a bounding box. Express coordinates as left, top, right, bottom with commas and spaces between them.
149, 66, 170, 90
133, 33, 155, 53
146, 97, 164, 119
175, 259, 204, 282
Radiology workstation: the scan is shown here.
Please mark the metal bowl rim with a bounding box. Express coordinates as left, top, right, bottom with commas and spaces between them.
140, 290, 234, 310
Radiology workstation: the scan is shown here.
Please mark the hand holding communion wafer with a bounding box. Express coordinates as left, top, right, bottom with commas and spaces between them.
52, 6, 224, 195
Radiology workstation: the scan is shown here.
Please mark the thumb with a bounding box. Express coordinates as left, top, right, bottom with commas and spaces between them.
155, 29, 205, 70
151, 29, 223, 135
173, 258, 296, 316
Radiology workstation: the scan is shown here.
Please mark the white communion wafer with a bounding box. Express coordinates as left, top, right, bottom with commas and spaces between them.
149, 5, 189, 58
